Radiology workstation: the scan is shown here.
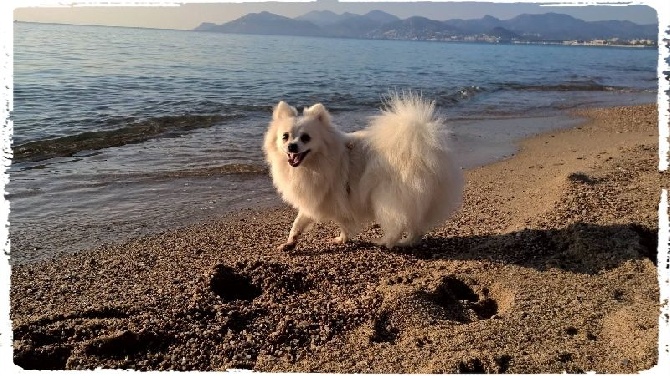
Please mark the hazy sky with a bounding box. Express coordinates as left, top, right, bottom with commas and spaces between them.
12, 1, 659, 31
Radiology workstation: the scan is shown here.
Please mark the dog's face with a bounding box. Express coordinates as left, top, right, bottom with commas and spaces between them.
266, 101, 332, 168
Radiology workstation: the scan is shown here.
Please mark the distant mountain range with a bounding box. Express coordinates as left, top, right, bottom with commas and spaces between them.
194, 11, 657, 43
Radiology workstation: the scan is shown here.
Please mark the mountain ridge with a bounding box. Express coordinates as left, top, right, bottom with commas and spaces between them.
194, 10, 657, 44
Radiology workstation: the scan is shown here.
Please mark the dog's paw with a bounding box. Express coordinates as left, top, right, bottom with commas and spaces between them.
277, 242, 296, 252
398, 237, 419, 248
329, 235, 348, 245
372, 236, 413, 250
372, 238, 393, 249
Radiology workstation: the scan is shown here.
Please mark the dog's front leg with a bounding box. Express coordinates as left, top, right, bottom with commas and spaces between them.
279, 212, 313, 251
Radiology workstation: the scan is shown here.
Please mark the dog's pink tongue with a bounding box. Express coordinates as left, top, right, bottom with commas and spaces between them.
288, 153, 300, 166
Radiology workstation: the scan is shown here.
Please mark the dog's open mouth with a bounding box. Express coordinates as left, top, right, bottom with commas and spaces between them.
287, 150, 310, 167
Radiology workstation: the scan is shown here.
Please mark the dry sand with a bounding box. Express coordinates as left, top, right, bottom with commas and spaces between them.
9, 104, 665, 372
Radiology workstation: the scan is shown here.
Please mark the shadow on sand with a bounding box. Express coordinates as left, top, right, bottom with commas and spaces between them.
293, 221, 658, 275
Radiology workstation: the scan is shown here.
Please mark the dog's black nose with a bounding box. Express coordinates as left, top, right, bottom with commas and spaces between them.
287, 143, 298, 153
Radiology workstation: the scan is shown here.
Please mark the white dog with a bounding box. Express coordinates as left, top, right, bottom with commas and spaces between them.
263, 92, 463, 251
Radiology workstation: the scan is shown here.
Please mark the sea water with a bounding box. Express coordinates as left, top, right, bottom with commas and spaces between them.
8, 22, 658, 263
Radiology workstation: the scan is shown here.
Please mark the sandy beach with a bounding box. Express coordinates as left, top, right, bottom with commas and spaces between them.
9, 103, 664, 372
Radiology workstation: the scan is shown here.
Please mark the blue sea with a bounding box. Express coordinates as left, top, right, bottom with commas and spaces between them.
8, 22, 658, 263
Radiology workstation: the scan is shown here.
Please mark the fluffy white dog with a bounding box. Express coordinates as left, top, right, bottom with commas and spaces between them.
263, 92, 463, 251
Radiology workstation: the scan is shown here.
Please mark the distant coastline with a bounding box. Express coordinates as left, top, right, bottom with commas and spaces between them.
15, 20, 658, 50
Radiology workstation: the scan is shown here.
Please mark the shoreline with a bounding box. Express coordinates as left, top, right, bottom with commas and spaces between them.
9, 103, 664, 372
8, 109, 592, 266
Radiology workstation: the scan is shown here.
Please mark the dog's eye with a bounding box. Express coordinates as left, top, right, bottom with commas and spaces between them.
282, 132, 289, 141
300, 134, 311, 143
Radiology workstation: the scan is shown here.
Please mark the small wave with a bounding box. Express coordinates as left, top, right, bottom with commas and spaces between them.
295, 86, 489, 112
433, 86, 486, 106
12, 114, 237, 163
6, 163, 269, 202
94, 163, 270, 185
99, 164, 269, 182
71, 164, 269, 184
499, 81, 624, 92
153, 164, 269, 178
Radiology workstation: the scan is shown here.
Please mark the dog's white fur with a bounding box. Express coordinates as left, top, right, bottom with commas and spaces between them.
263, 92, 463, 250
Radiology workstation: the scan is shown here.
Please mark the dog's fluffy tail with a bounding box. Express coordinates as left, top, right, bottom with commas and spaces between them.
368, 91, 449, 184
366, 91, 463, 230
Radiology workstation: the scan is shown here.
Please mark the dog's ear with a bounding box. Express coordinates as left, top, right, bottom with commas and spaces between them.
303, 103, 331, 124
273, 101, 298, 120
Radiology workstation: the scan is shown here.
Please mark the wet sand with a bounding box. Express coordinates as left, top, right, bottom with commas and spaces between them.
9, 103, 664, 372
